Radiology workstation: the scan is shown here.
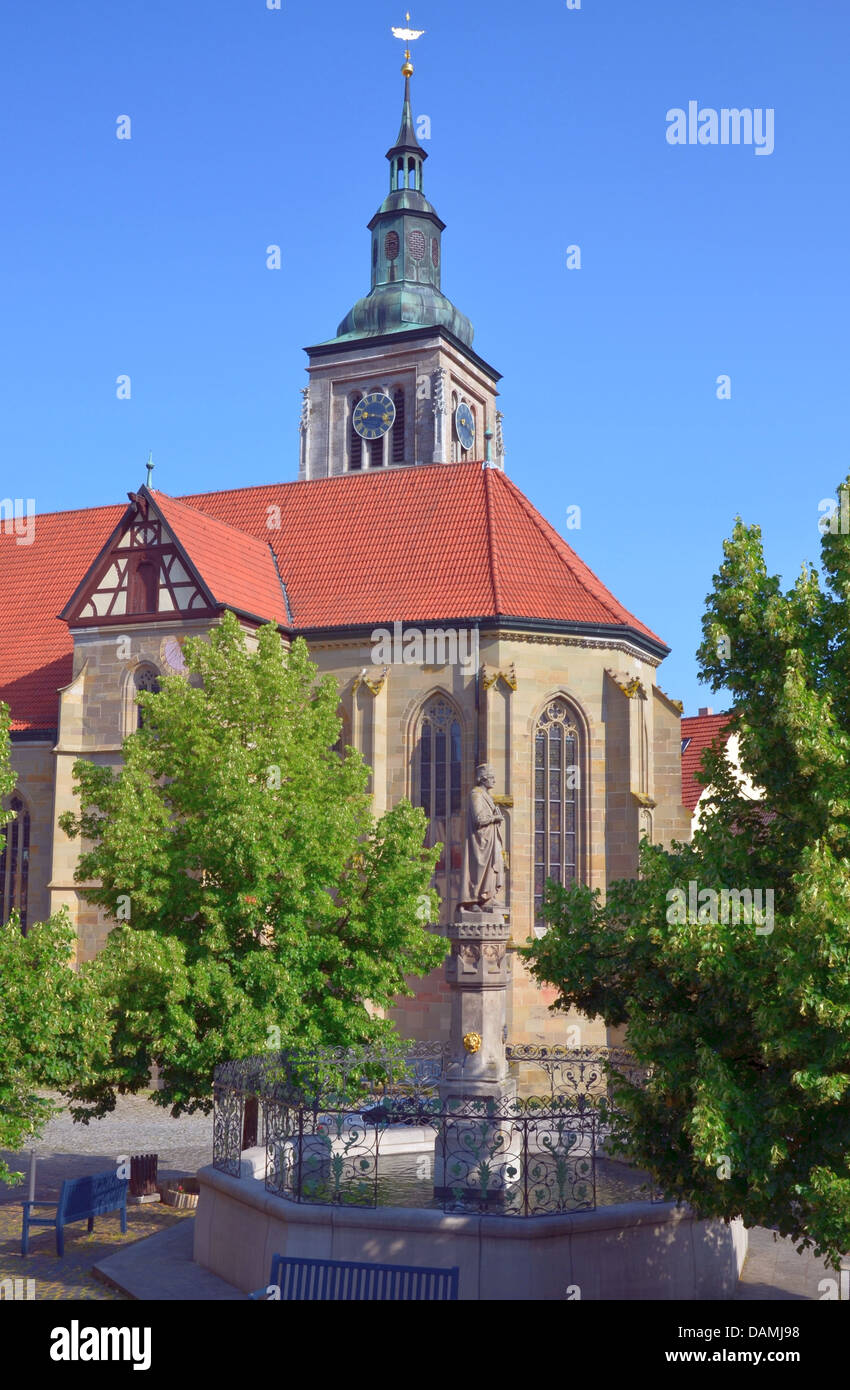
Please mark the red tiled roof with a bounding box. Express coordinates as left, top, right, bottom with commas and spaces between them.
180, 464, 664, 638
152, 493, 289, 627
0, 503, 123, 731
0, 463, 665, 732
681, 712, 732, 813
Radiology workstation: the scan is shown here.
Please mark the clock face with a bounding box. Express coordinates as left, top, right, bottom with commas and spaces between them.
455, 401, 475, 452
353, 392, 396, 441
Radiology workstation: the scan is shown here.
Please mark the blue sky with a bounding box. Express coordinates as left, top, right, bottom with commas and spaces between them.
1, 0, 847, 715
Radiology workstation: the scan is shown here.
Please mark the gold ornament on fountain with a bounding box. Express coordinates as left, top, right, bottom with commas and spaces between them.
462, 1032, 482, 1054
392, 11, 425, 76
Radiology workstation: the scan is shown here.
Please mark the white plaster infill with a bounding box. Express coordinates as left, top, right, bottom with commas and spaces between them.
194, 1163, 747, 1301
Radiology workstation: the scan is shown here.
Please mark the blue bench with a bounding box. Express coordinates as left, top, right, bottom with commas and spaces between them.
21, 1171, 128, 1257
251, 1254, 459, 1301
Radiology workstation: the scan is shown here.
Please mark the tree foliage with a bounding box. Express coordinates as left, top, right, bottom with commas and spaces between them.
524, 493, 850, 1266
60, 615, 444, 1117
0, 702, 110, 1183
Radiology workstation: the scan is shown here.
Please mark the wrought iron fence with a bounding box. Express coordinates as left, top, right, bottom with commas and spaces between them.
212, 1043, 661, 1216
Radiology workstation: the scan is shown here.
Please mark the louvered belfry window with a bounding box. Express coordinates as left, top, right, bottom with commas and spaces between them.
392, 388, 405, 463
534, 700, 579, 927
349, 395, 363, 471
0, 796, 30, 933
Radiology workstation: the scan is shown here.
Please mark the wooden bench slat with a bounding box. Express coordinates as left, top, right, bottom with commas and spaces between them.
21, 1171, 128, 1257
252, 1254, 459, 1301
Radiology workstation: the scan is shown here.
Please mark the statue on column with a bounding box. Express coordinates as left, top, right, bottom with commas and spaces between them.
460, 764, 505, 910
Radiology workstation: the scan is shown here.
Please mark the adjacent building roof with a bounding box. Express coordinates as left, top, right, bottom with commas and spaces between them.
680, 711, 732, 812
0, 462, 666, 733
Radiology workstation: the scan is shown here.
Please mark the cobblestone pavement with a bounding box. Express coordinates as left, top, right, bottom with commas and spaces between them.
0, 1096, 842, 1300
0, 1094, 207, 1300
0, 1091, 212, 1207
734, 1226, 838, 1300
0, 1200, 193, 1301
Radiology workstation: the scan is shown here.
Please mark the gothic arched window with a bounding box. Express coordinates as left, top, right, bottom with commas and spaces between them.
415, 696, 463, 917
392, 388, 405, 463
0, 795, 31, 933
450, 391, 460, 462
533, 699, 581, 928
134, 664, 161, 729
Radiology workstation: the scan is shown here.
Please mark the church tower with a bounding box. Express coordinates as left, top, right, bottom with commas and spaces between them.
299, 49, 504, 479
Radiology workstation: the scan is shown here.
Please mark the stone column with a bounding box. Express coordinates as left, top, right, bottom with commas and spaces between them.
431, 368, 447, 463
434, 906, 517, 1199
441, 909, 513, 1097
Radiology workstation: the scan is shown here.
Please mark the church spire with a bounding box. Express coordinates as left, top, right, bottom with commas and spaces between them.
388, 13, 427, 189
328, 18, 473, 348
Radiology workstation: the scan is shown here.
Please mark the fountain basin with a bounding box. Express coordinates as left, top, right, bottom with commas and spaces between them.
194, 1162, 747, 1301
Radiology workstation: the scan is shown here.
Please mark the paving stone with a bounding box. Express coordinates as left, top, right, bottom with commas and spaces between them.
93, 1217, 246, 1300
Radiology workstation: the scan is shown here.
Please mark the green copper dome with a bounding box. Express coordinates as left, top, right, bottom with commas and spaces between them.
327, 75, 474, 348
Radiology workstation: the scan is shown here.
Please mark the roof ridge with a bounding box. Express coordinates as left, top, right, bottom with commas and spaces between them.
157, 491, 276, 550
268, 542, 295, 626
16, 501, 124, 523
482, 468, 503, 615
178, 459, 485, 503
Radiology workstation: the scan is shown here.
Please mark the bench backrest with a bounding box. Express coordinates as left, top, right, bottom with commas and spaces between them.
267, 1255, 459, 1301
58, 1172, 128, 1223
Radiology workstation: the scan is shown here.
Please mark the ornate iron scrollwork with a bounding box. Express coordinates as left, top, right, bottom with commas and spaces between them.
211, 1044, 660, 1215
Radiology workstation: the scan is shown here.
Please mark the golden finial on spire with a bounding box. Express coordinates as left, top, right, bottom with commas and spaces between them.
392, 11, 425, 76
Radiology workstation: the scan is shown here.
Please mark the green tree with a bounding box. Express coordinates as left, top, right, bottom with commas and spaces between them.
60, 614, 444, 1118
524, 491, 850, 1267
0, 702, 109, 1183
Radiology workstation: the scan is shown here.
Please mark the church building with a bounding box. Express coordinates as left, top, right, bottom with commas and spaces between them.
0, 60, 690, 1047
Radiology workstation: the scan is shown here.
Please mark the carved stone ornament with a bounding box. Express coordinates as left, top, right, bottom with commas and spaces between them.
481, 663, 518, 692
448, 921, 510, 940
352, 666, 389, 697
482, 942, 506, 972
458, 943, 481, 972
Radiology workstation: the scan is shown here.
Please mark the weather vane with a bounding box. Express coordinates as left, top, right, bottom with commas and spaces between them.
392, 11, 425, 76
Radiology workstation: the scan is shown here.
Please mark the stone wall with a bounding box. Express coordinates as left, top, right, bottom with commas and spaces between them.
308, 626, 687, 1048
7, 739, 54, 929
195, 1164, 748, 1301
8, 614, 690, 1049
301, 330, 501, 477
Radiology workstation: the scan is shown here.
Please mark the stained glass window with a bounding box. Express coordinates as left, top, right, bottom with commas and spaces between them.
0, 796, 30, 933
534, 700, 579, 927
416, 697, 463, 917
135, 665, 161, 730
